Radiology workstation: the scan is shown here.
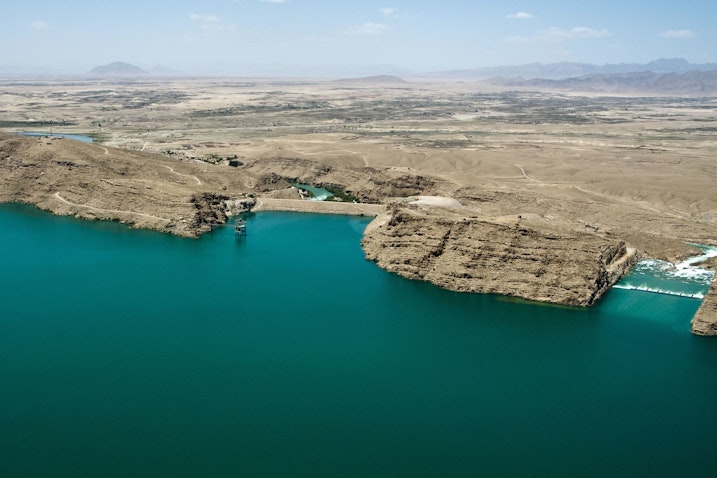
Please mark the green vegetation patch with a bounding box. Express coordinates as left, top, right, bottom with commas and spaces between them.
319, 184, 359, 203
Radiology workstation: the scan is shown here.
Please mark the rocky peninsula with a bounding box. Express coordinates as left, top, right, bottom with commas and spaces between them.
362, 198, 638, 306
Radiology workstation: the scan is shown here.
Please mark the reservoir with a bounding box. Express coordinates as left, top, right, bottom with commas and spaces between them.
0, 204, 715, 477
17, 132, 94, 143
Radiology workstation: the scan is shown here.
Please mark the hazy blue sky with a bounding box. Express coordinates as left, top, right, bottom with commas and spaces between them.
2, 0, 715, 76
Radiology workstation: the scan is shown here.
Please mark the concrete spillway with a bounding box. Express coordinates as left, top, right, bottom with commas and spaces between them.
612, 247, 716, 302
612, 284, 705, 299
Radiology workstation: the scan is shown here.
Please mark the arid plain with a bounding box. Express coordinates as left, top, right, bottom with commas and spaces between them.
1, 77, 716, 330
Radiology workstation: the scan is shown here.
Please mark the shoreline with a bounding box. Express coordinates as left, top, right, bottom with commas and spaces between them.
692, 279, 717, 336
4, 198, 715, 333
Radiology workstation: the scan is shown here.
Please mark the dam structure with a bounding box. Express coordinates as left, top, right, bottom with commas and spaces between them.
612, 248, 716, 302
612, 284, 705, 299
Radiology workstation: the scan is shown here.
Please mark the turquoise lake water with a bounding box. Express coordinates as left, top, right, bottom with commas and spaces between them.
1, 203, 716, 477
293, 183, 333, 201
18, 132, 94, 143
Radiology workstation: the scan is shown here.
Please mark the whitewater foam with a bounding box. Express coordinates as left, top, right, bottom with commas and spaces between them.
309, 194, 330, 201
614, 245, 715, 298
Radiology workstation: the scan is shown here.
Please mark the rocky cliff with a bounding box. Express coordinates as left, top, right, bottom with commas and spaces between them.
190, 193, 230, 234
362, 201, 638, 306
0, 135, 256, 237
691, 280, 717, 336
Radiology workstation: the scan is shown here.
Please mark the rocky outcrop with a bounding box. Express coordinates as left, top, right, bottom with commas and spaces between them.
191, 193, 229, 233
224, 196, 257, 216
691, 279, 717, 336
362, 204, 638, 306
0, 134, 258, 237
242, 156, 443, 205
369, 174, 436, 199
255, 172, 292, 192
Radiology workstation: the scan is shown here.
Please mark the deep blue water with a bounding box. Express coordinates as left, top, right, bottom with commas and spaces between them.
0, 203, 715, 477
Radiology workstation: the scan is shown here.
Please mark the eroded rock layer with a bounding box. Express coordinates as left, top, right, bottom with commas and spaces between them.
0, 135, 257, 237
691, 280, 717, 336
362, 205, 638, 306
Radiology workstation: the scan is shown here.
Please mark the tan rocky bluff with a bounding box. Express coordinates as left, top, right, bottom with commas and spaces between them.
362, 197, 639, 306
692, 281, 717, 336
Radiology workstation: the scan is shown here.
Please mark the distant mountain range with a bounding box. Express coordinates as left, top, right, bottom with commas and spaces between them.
14, 58, 715, 94
86, 57, 717, 82
88, 61, 148, 77
483, 70, 717, 95
86, 62, 183, 77
418, 58, 717, 81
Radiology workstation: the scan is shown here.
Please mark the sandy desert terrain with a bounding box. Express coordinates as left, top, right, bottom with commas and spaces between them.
1, 77, 716, 328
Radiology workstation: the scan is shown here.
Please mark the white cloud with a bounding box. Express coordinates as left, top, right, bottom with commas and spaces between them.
508, 26, 609, 44
660, 29, 694, 39
30, 20, 48, 30
381, 7, 398, 16
506, 12, 533, 19
543, 27, 610, 40
190, 13, 220, 24
349, 23, 389, 35
261, 0, 286, 3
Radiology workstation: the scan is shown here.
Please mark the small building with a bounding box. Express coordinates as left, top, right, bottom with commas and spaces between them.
235, 219, 247, 236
